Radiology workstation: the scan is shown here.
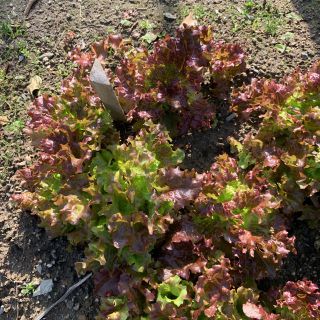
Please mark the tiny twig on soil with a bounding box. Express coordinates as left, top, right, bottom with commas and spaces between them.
24, 0, 39, 17
15, 284, 19, 320
4, 63, 10, 75
33, 273, 92, 320
129, 21, 138, 34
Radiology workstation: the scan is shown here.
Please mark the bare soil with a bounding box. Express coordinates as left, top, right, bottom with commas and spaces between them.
0, 0, 319, 319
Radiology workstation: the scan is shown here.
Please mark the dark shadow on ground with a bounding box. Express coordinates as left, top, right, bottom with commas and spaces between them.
280, 218, 320, 286
290, 0, 320, 50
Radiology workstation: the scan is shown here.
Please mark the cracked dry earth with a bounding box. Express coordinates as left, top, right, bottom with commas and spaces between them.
0, 0, 320, 319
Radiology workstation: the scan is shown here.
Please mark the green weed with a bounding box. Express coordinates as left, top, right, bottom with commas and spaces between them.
120, 19, 133, 27
275, 43, 289, 53
106, 26, 116, 34
141, 32, 158, 44
230, 2, 283, 36
0, 21, 25, 40
193, 4, 207, 20
139, 20, 155, 31
259, 11, 282, 36
275, 32, 294, 53
4, 119, 24, 134
180, 4, 216, 22
21, 282, 37, 296
16, 40, 31, 59
56, 61, 75, 79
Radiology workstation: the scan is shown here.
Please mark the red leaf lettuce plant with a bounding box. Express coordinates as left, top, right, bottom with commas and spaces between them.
113, 25, 245, 135
12, 26, 320, 320
62, 25, 245, 136
232, 61, 320, 222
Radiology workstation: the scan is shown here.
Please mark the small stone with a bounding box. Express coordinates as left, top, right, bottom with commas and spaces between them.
163, 12, 177, 21
73, 303, 80, 311
314, 239, 320, 251
16, 161, 26, 168
301, 52, 309, 60
132, 31, 140, 39
18, 54, 25, 62
226, 113, 237, 122
3, 305, 11, 312
0, 305, 4, 315
33, 279, 53, 297
40, 52, 54, 60
14, 75, 26, 81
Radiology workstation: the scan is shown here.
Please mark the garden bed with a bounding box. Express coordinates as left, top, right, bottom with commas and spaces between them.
0, 0, 319, 319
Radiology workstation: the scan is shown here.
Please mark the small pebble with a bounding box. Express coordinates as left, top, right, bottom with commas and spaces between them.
40, 52, 54, 60
132, 31, 140, 39
225, 113, 237, 122
163, 12, 177, 21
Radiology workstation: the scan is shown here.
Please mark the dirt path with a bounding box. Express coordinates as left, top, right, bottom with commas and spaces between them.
0, 0, 319, 319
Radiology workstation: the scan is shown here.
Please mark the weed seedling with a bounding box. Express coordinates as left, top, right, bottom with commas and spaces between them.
180, 4, 216, 23
141, 32, 158, 44
21, 282, 37, 296
244, 0, 255, 11
0, 21, 25, 40
120, 19, 133, 27
106, 26, 116, 34
230, 2, 283, 36
262, 13, 281, 36
275, 32, 294, 53
275, 43, 289, 53
4, 119, 24, 134
139, 20, 155, 31
16, 40, 31, 59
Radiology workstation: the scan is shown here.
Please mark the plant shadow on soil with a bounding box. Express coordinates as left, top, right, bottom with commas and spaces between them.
291, 0, 320, 48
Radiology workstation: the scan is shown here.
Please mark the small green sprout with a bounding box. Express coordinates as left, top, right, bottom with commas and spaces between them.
21, 282, 37, 296
263, 15, 281, 36
120, 19, 133, 27
4, 119, 25, 133
141, 32, 158, 44
0, 21, 25, 40
106, 26, 116, 34
244, 0, 255, 11
180, 4, 216, 22
139, 20, 155, 31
